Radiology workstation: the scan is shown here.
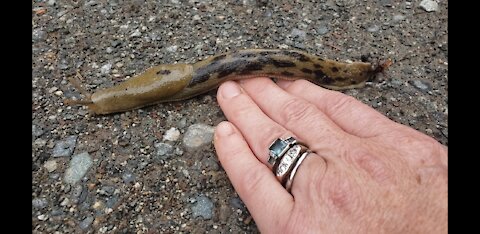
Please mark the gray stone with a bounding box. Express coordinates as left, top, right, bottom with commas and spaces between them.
32, 124, 44, 138
419, 0, 439, 12
122, 171, 136, 183
317, 24, 329, 35
79, 216, 94, 230
182, 124, 215, 150
64, 152, 93, 185
100, 63, 112, 74
155, 142, 174, 158
367, 25, 380, 32
32, 198, 48, 209
290, 28, 306, 40
130, 29, 142, 38
379, 0, 392, 7
191, 195, 214, 219
410, 80, 431, 91
392, 14, 406, 22
166, 45, 178, 53
52, 136, 78, 157
32, 29, 46, 42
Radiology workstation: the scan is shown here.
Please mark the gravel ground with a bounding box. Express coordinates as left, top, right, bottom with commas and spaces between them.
32, 0, 448, 233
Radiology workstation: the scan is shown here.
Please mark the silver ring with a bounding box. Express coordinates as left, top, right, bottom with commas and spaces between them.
274, 144, 308, 184
285, 150, 311, 192
267, 137, 297, 167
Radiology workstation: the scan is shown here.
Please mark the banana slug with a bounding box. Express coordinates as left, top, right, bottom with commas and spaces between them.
66, 49, 388, 115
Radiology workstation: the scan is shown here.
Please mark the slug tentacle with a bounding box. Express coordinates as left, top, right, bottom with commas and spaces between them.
66, 49, 386, 115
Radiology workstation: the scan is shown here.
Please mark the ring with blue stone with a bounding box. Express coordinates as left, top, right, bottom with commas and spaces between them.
268, 136, 298, 166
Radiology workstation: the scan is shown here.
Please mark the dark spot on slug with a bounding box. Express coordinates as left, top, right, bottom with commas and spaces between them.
301, 68, 312, 74
239, 62, 264, 74
282, 51, 311, 62
281, 71, 295, 77
350, 80, 358, 84
157, 69, 171, 75
313, 63, 323, 69
218, 65, 237, 78
237, 51, 258, 58
314, 70, 325, 79
211, 54, 227, 62
259, 51, 271, 57
271, 59, 296, 68
320, 76, 334, 84
191, 73, 211, 86
331, 67, 339, 73
317, 58, 325, 61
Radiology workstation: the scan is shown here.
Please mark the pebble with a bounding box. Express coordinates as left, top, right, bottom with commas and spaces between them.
32, 29, 46, 42
38, 214, 48, 221
52, 135, 78, 157
32, 198, 49, 209
100, 63, 112, 74
79, 216, 94, 230
419, 0, 439, 12
367, 25, 380, 32
32, 124, 44, 138
317, 24, 329, 35
130, 29, 142, 38
122, 171, 136, 183
290, 28, 306, 40
229, 197, 244, 210
43, 160, 57, 172
47, 0, 56, 6
182, 124, 215, 150
98, 186, 115, 196
379, 0, 393, 7
392, 14, 406, 22
191, 195, 214, 219
64, 152, 93, 185
193, 15, 201, 21
34, 139, 47, 149
166, 45, 178, 53
410, 80, 431, 91
163, 127, 181, 141
106, 47, 114, 53
155, 142, 174, 158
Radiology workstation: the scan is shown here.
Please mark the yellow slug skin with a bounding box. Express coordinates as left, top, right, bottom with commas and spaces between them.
78, 49, 379, 114
88, 64, 193, 114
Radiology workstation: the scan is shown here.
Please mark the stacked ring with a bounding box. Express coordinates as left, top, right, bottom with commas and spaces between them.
267, 136, 312, 192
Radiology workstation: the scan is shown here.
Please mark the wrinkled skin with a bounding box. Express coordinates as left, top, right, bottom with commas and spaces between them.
213, 77, 447, 234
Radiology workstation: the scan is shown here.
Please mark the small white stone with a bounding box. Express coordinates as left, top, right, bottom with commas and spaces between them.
419, 0, 439, 12
38, 214, 48, 221
43, 160, 57, 172
54, 90, 63, 96
163, 127, 181, 141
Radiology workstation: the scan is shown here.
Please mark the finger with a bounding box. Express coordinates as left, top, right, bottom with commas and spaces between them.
216, 80, 296, 164
214, 121, 293, 230
276, 79, 394, 138
239, 78, 354, 156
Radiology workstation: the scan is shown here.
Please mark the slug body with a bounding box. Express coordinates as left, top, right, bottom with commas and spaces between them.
71, 49, 381, 114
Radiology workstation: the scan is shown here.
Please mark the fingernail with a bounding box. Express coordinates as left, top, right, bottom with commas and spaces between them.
216, 121, 234, 137
221, 81, 242, 99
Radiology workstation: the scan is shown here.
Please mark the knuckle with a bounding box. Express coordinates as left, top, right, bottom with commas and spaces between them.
281, 98, 318, 125
345, 149, 393, 184
328, 95, 358, 117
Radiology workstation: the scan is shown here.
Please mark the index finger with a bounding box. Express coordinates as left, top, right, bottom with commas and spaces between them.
277, 79, 395, 138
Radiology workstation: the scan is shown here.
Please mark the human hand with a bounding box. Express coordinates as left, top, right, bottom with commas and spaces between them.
213, 77, 447, 233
